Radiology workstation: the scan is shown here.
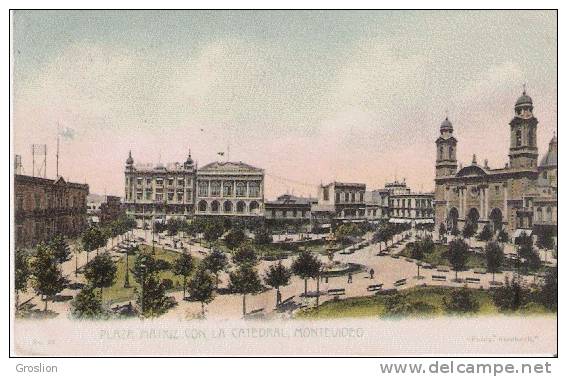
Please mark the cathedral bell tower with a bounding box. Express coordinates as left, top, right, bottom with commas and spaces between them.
435, 117, 458, 178
509, 89, 538, 168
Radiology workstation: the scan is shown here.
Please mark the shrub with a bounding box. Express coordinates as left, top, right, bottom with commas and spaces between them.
443, 287, 480, 313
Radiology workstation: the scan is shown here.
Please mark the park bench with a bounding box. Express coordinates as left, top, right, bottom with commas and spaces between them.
327, 288, 346, 296
340, 249, 354, 255
367, 283, 383, 292
473, 268, 487, 274
431, 275, 447, 281
422, 263, 433, 269
437, 265, 450, 272
393, 278, 407, 287
465, 277, 481, 284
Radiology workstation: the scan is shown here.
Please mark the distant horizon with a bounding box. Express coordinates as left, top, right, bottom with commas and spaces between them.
12, 10, 557, 199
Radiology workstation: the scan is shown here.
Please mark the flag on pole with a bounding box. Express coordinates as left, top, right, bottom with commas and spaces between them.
58, 127, 75, 140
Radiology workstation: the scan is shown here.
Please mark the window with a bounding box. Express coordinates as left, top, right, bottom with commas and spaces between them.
335, 192, 340, 203
16, 195, 23, 210
198, 181, 209, 197
146, 178, 152, 185
167, 191, 174, 201
236, 182, 246, 197
449, 146, 454, 159
293, 209, 297, 217
145, 189, 152, 200
156, 178, 164, 186
178, 178, 184, 186
177, 190, 184, 202
186, 189, 192, 200
34, 193, 41, 209
136, 192, 143, 200
223, 182, 233, 197
282, 210, 287, 218
168, 178, 174, 186
543, 171, 548, 179
198, 200, 207, 212
137, 178, 143, 186
323, 187, 329, 201
516, 129, 522, 147
211, 201, 220, 212
211, 181, 221, 197
528, 128, 534, 147
249, 182, 260, 198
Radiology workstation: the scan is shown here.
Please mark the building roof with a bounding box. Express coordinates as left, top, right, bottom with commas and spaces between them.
198, 161, 263, 173
540, 134, 557, 167
266, 194, 317, 206
515, 90, 533, 107
440, 117, 453, 132
15, 174, 89, 190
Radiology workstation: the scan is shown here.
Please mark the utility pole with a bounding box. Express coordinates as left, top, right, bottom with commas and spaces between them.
56, 123, 60, 177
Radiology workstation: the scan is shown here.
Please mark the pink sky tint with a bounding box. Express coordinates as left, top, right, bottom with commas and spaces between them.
12, 11, 557, 199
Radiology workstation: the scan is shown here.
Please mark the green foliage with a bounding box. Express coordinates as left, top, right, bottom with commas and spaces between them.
188, 267, 215, 314
30, 244, 67, 309
136, 274, 173, 317
84, 253, 118, 293
518, 243, 541, 274
225, 229, 246, 250
232, 246, 258, 266
173, 253, 194, 279
202, 249, 229, 277
450, 226, 461, 237
254, 228, 273, 245
438, 223, 447, 237
447, 238, 468, 277
335, 223, 363, 243
442, 287, 480, 313
477, 225, 493, 241
536, 227, 556, 250
82, 226, 108, 253
383, 293, 435, 316
462, 222, 476, 239
538, 267, 557, 311
497, 229, 509, 243
264, 261, 292, 290
71, 286, 105, 319
203, 219, 224, 243
291, 250, 322, 280
49, 235, 71, 264
492, 277, 528, 311
15, 249, 30, 293
485, 241, 504, 278
229, 264, 263, 295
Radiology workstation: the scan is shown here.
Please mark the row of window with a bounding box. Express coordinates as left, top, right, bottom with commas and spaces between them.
197, 181, 261, 198
390, 198, 433, 208
15, 192, 86, 212
130, 177, 191, 187
335, 191, 365, 203
197, 200, 261, 214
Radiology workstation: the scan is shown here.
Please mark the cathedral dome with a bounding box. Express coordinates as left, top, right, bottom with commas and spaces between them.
540, 134, 557, 167
515, 91, 533, 107
126, 151, 134, 165
440, 117, 453, 132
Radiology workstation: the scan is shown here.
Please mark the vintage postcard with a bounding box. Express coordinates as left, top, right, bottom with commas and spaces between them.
10, 9, 557, 357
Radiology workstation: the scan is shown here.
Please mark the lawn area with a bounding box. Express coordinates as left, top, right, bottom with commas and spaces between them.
400, 243, 486, 269
102, 245, 192, 306
296, 286, 552, 319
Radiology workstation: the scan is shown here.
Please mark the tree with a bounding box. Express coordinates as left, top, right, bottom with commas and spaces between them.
232, 246, 258, 266
264, 261, 292, 307
84, 253, 117, 300
492, 277, 527, 311
132, 253, 172, 317
335, 223, 362, 244
202, 249, 229, 287
371, 230, 385, 253
537, 227, 555, 262
291, 251, 322, 297
462, 222, 476, 239
49, 235, 71, 264
450, 226, 461, 237
71, 286, 105, 319
82, 226, 107, 259
411, 237, 432, 279
447, 238, 468, 281
518, 244, 541, 282
485, 241, 504, 283
477, 225, 493, 242
173, 252, 194, 300
188, 267, 215, 317
497, 229, 509, 244
225, 229, 246, 250
443, 287, 479, 313
30, 244, 67, 311
254, 228, 273, 245
15, 249, 30, 311
438, 223, 447, 240
229, 264, 263, 317
203, 219, 224, 245
538, 267, 557, 311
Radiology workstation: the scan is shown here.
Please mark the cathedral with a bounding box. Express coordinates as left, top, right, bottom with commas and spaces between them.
434, 90, 557, 240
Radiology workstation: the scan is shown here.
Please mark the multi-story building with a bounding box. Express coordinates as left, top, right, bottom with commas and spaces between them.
311, 182, 367, 227
14, 174, 88, 249
88, 194, 125, 225
195, 161, 264, 219
264, 194, 317, 227
364, 189, 389, 222
434, 90, 557, 240
124, 150, 196, 227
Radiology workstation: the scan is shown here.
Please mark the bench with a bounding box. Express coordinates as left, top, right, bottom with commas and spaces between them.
437, 266, 450, 272
327, 288, 346, 296
367, 284, 383, 292
393, 279, 407, 287
432, 275, 447, 281
473, 268, 487, 274
465, 277, 481, 284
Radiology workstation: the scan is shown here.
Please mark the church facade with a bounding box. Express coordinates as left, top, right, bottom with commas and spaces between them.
434, 90, 557, 239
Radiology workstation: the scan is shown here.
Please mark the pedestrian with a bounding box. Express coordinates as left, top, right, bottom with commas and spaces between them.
347, 272, 352, 284
369, 268, 375, 279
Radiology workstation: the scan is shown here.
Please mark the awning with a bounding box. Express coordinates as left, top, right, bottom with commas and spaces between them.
389, 218, 412, 224
319, 224, 331, 228
513, 229, 532, 238
415, 219, 434, 224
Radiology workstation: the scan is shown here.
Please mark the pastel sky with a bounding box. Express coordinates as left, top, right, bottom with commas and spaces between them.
12, 10, 557, 199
